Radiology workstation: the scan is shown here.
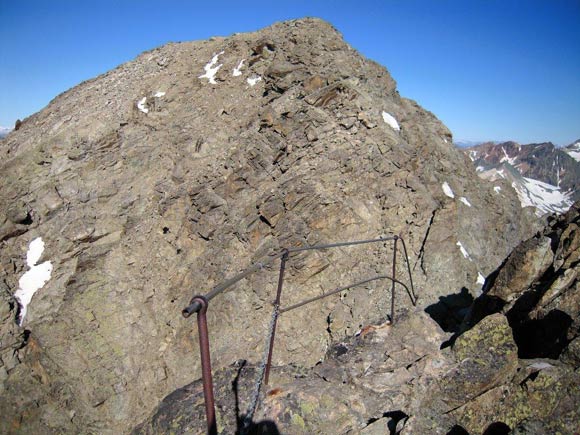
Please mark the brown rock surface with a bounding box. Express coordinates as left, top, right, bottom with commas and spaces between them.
135, 203, 580, 434
0, 18, 539, 433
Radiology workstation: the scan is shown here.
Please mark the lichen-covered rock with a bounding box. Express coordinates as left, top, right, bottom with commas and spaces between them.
445, 314, 518, 405
466, 202, 580, 360
485, 236, 554, 302
133, 310, 451, 434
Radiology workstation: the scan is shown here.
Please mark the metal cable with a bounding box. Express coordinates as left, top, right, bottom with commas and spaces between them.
241, 303, 280, 431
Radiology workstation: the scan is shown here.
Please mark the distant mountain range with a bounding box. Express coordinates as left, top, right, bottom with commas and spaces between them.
454, 139, 485, 148
0, 126, 12, 138
463, 140, 580, 216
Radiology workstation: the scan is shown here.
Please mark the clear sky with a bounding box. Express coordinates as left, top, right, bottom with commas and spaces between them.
0, 0, 578, 145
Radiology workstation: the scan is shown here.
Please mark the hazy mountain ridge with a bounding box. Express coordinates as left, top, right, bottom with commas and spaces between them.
0, 126, 12, 139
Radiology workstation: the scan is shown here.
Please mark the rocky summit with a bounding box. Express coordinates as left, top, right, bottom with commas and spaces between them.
1, 18, 540, 434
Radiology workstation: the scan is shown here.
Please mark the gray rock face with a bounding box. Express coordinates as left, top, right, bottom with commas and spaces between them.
135, 203, 580, 435
0, 18, 539, 433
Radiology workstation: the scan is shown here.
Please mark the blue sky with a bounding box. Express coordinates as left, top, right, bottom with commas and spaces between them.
0, 0, 578, 145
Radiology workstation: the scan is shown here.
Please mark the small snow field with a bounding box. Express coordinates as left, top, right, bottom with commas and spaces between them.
442, 182, 455, 198
500, 146, 517, 165
381, 111, 400, 131
456, 241, 472, 260
247, 76, 262, 86
137, 97, 148, 113
199, 51, 224, 84
511, 177, 573, 216
565, 141, 580, 162
14, 237, 53, 326
459, 197, 472, 207
233, 59, 245, 76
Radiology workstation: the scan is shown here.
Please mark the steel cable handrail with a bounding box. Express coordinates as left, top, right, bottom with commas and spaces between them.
181, 235, 416, 434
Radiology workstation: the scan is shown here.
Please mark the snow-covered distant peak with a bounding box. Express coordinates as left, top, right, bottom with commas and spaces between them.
500, 146, 517, 165
565, 140, 580, 162
0, 125, 12, 138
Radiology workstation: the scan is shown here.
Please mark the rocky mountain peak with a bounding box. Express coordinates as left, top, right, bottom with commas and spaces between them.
0, 18, 539, 433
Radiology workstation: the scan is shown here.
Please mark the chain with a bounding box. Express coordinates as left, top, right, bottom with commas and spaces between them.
241, 303, 280, 431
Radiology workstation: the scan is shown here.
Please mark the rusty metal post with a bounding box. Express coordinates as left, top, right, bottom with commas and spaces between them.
264, 250, 288, 385
192, 296, 217, 435
399, 236, 417, 305
390, 237, 398, 324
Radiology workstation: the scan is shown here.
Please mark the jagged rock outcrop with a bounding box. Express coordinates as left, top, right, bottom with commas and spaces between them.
466, 202, 580, 360
464, 141, 580, 215
135, 203, 580, 434
0, 18, 539, 433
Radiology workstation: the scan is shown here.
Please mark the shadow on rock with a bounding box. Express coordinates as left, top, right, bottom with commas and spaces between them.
239, 420, 281, 435
509, 309, 573, 359
425, 287, 473, 333
482, 421, 510, 435
233, 360, 281, 435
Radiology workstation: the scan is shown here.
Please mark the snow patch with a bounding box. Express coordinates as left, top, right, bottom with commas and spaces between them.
494, 186, 502, 194
456, 241, 472, 260
476, 166, 485, 172
565, 142, 580, 162
247, 76, 262, 86
500, 146, 517, 165
137, 97, 148, 113
154, 91, 166, 98
14, 237, 53, 326
381, 111, 400, 131
233, 59, 245, 76
511, 177, 573, 216
468, 151, 477, 162
477, 272, 485, 285
459, 196, 472, 207
442, 182, 455, 198
199, 51, 224, 84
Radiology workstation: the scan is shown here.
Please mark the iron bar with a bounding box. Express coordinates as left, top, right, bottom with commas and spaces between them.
286, 236, 397, 253
182, 234, 418, 430
391, 236, 398, 323
264, 250, 288, 385
182, 253, 284, 317
182, 236, 398, 317
193, 296, 217, 435
279, 274, 410, 314
399, 237, 417, 305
